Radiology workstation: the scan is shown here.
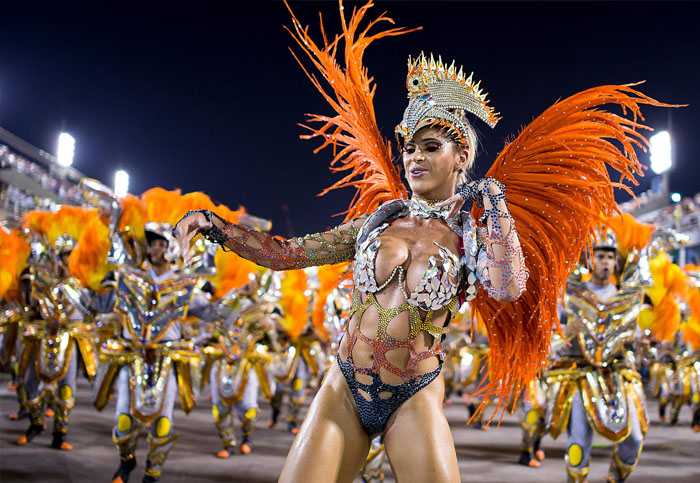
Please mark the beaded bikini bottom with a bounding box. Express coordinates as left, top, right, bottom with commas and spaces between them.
336, 290, 453, 436
337, 354, 442, 437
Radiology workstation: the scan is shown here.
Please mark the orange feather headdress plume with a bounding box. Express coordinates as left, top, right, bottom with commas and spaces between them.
141, 187, 184, 226
279, 269, 310, 340
22, 206, 111, 291
285, 0, 683, 412
68, 216, 112, 292
118, 194, 148, 241
600, 213, 655, 258
0, 228, 30, 301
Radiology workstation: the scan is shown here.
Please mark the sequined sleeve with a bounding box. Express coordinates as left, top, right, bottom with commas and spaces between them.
205, 214, 365, 271
475, 179, 528, 302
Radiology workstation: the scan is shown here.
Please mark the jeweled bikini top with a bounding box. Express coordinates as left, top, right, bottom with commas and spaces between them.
353, 198, 482, 311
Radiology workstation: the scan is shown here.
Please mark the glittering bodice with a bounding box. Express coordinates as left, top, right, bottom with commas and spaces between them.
353, 222, 461, 311
342, 200, 468, 387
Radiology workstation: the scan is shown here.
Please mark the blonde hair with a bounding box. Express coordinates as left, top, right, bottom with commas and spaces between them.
455, 117, 478, 187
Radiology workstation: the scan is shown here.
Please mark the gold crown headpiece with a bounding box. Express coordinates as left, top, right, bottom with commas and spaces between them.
395, 52, 500, 144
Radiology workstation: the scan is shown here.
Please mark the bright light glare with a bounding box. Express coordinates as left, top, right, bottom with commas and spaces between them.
114, 170, 129, 198
670, 192, 681, 203
56, 132, 75, 167
650, 131, 672, 175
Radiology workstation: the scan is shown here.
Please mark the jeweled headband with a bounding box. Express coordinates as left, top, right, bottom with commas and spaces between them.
395, 52, 501, 144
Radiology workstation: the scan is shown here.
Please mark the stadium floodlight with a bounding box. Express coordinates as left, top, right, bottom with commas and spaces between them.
114, 170, 129, 198
670, 192, 681, 203
56, 132, 75, 167
650, 131, 672, 175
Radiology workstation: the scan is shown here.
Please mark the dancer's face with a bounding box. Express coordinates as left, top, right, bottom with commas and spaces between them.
591, 249, 616, 284
402, 126, 467, 201
147, 239, 169, 264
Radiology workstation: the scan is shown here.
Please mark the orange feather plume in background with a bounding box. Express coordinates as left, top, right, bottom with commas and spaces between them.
118, 194, 148, 241
141, 187, 184, 226
279, 269, 310, 339
682, 283, 700, 350
0, 228, 30, 301
213, 204, 247, 225
641, 252, 687, 342
178, 192, 216, 217
602, 213, 655, 258
22, 206, 112, 291
210, 248, 263, 299
312, 263, 351, 341
68, 216, 112, 291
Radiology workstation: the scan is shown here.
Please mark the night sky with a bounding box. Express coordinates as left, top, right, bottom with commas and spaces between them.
1, 1, 698, 236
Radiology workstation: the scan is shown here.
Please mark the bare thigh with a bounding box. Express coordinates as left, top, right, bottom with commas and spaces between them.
279, 363, 370, 483
384, 374, 460, 483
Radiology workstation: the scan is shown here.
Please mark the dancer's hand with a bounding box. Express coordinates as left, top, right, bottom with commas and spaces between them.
436, 178, 505, 219
435, 180, 479, 219
172, 210, 212, 256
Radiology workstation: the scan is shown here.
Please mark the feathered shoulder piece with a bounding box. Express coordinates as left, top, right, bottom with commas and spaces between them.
285, 0, 416, 220
0, 228, 30, 301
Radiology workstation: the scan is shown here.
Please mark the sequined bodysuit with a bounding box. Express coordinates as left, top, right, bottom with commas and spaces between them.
203, 194, 527, 436
334, 205, 464, 435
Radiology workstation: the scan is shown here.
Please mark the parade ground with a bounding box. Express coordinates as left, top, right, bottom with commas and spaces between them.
1, 376, 698, 482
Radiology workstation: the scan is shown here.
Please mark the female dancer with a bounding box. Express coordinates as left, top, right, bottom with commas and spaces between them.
175, 2, 675, 481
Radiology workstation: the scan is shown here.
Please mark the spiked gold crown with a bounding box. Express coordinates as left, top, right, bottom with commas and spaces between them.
395, 52, 500, 144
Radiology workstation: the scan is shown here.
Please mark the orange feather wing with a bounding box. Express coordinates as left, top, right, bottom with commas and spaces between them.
471, 84, 682, 412
285, 0, 415, 220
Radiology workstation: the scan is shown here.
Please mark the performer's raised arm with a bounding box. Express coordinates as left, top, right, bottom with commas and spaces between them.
474, 178, 528, 302
174, 210, 365, 270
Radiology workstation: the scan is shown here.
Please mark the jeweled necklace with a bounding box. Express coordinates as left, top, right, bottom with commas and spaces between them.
408, 196, 462, 235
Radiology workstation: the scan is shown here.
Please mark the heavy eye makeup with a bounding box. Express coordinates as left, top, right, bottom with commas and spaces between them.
402, 139, 444, 155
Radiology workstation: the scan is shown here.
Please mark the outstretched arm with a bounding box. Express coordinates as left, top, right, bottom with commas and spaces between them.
174, 210, 365, 271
